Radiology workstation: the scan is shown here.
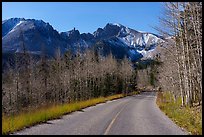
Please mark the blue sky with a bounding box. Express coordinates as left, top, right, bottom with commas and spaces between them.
2, 2, 163, 34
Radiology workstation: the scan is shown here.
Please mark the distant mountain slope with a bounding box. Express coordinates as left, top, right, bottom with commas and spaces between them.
2, 18, 165, 62
2, 18, 68, 56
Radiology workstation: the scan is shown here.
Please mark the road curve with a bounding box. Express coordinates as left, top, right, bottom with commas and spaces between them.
13, 92, 188, 135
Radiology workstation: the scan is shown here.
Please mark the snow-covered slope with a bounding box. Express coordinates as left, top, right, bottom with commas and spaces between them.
2, 18, 68, 56
92, 23, 165, 60
2, 18, 25, 37
2, 18, 165, 62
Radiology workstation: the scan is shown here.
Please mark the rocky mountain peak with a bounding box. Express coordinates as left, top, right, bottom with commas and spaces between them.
2, 18, 165, 62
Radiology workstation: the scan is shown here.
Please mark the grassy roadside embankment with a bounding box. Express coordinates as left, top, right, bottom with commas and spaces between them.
2, 91, 140, 135
156, 91, 202, 135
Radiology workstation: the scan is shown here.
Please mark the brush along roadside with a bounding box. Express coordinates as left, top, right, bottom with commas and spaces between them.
156, 91, 202, 135
2, 91, 140, 135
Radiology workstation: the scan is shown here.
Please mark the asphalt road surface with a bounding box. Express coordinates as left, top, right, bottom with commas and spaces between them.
13, 92, 188, 135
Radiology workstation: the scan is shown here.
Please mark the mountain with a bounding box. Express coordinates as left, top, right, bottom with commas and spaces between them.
2, 18, 69, 56
2, 18, 165, 62
92, 23, 165, 60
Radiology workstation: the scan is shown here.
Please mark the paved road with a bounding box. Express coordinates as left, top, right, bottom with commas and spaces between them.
13, 92, 188, 135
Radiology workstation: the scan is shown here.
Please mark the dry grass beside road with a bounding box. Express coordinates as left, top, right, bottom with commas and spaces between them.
2, 92, 140, 135
156, 91, 202, 135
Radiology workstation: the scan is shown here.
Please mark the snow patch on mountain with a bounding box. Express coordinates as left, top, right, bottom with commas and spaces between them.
137, 30, 147, 33
137, 48, 155, 58
7, 21, 26, 34
112, 23, 122, 27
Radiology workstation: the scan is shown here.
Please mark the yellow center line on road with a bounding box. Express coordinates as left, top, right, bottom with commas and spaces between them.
103, 101, 131, 135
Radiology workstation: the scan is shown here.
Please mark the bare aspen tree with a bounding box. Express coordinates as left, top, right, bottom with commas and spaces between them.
156, 2, 202, 107
3, 41, 137, 116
